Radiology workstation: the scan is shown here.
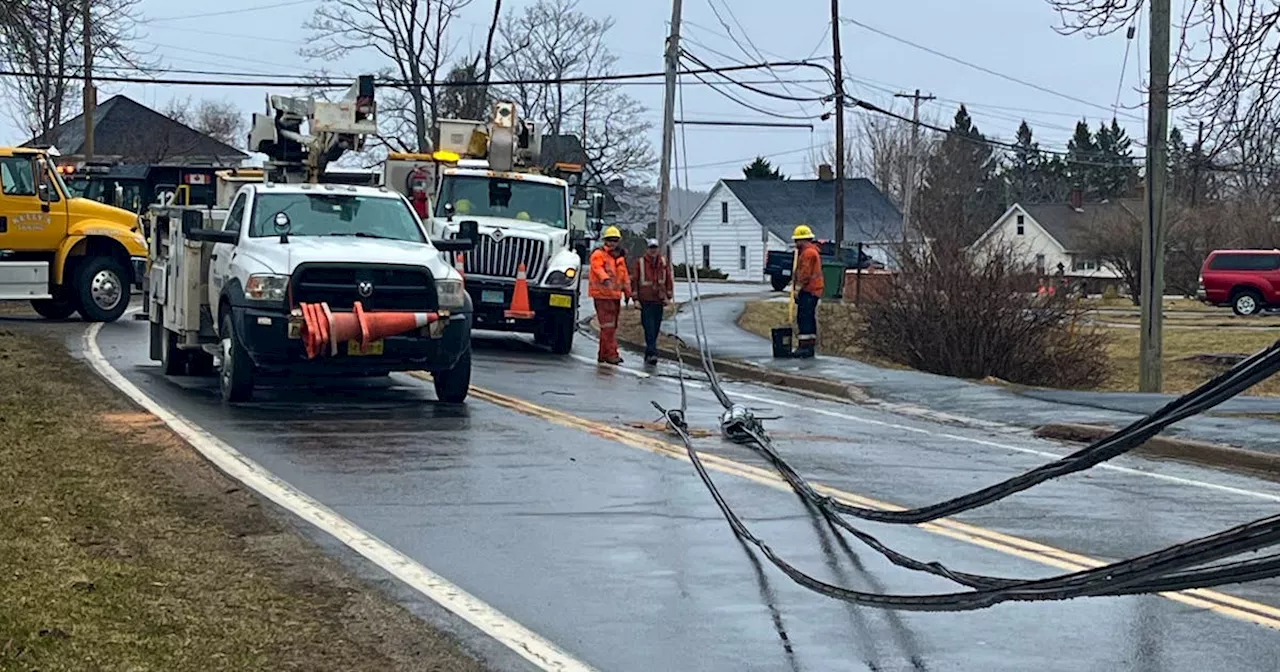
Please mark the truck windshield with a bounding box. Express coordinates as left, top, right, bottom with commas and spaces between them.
249, 193, 426, 243
436, 174, 567, 228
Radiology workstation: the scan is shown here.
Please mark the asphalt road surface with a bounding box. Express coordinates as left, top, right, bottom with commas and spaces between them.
88, 315, 1280, 671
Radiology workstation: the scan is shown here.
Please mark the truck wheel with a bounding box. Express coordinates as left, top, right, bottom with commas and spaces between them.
1232, 289, 1263, 316
218, 313, 255, 402
161, 328, 189, 375
30, 298, 76, 320
432, 347, 471, 403
770, 275, 790, 292
74, 257, 131, 322
545, 317, 575, 355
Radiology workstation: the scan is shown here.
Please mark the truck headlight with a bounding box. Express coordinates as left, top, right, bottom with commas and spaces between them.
436, 279, 466, 308
245, 274, 289, 302
545, 267, 578, 287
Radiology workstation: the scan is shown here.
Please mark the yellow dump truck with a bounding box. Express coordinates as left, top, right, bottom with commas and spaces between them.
0, 147, 147, 321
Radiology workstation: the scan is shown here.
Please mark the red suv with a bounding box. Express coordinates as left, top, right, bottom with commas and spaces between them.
1199, 249, 1280, 315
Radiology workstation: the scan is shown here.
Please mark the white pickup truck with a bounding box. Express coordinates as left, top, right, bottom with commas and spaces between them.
148, 182, 474, 402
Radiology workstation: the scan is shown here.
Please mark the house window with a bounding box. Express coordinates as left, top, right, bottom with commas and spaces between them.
739, 245, 747, 270
1072, 256, 1098, 271
1035, 253, 1046, 276
702, 244, 711, 270
721, 201, 728, 223
1016, 214, 1025, 235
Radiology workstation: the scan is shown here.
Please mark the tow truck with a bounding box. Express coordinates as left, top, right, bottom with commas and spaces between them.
430, 102, 605, 354
146, 76, 475, 403
0, 146, 147, 321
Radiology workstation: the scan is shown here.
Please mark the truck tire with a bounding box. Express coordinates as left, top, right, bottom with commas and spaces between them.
432, 347, 471, 403
218, 313, 255, 402
30, 298, 76, 320
1232, 289, 1263, 316
74, 256, 131, 322
770, 274, 790, 292
160, 327, 189, 375
535, 314, 576, 354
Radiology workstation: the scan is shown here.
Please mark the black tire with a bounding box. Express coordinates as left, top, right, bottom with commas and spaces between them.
432, 347, 471, 403
218, 313, 254, 402
1232, 289, 1263, 316
770, 274, 790, 292
30, 297, 77, 320
536, 315, 575, 355
188, 351, 216, 377
73, 256, 131, 322
160, 328, 189, 375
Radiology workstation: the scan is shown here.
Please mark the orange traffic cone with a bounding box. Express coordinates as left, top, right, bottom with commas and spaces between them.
454, 253, 466, 281
505, 262, 535, 319
358, 308, 440, 343
324, 302, 365, 356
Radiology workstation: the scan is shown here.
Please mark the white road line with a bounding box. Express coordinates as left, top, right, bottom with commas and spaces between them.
647, 370, 1280, 503
84, 321, 596, 672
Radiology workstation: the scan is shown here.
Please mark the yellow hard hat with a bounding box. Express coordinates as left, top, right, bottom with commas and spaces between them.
516, 211, 531, 220
455, 199, 472, 214
792, 224, 815, 240
602, 226, 622, 240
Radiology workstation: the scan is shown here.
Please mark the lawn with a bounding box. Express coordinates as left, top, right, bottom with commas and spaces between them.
736, 299, 1280, 396
0, 328, 483, 671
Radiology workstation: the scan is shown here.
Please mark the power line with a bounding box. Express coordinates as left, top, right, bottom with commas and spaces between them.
682, 51, 829, 103
841, 17, 1146, 124
141, 0, 316, 24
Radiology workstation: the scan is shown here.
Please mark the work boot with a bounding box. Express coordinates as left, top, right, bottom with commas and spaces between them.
645, 354, 659, 366
599, 355, 624, 365
795, 345, 816, 359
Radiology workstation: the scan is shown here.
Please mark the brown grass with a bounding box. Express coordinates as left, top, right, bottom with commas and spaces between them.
0, 328, 485, 671
736, 299, 1280, 396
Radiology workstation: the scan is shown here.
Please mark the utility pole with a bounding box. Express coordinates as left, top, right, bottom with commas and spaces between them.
894, 89, 934, 242
1139, 0, 1171, 393
831, 0, 845, 249
655, 0, 684, 255
82, 0, 95, 160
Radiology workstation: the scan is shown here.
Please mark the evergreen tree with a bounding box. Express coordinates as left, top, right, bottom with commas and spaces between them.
916, 105, 1003, 245
1168, 126, 1191, 204
1003, 121, 1042, 204
742, 156, 785, 180
1065, 119, 1099, 198
1093, 118, 1138, 199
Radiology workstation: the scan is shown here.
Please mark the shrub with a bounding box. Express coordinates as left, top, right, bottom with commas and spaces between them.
673, 264, 728, 280
856, 244, 1111, 389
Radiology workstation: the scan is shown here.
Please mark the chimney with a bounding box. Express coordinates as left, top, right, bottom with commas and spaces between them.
1069, 187, 1083, 211
818, 163, 834, 181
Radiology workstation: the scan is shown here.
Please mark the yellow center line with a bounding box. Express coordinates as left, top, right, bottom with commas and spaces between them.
411, 373, 1280, 630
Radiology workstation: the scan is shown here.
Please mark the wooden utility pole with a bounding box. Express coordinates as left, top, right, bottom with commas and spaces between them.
655, 0, 684, 255
894, 89, 934, 242
82, 0, 95, 160
831, 0, 845, 249
1139, 0, 1171, 393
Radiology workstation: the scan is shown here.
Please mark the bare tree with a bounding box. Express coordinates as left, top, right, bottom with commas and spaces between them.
494, 0, 655, 183
821, 110, 938, 208
302, 0, 473, 152
0, 0, 149, 146
164, 97, 245, 148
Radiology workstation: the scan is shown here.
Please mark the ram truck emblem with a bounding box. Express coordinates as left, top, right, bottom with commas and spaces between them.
357, 281, 374, 298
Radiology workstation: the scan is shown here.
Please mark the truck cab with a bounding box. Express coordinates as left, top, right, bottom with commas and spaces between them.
0, 147, 147, 321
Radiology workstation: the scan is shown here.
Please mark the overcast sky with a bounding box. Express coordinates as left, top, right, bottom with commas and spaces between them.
2, 0, 1153, 190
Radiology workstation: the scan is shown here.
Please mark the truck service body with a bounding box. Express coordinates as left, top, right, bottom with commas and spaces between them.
0, 147, 147, 322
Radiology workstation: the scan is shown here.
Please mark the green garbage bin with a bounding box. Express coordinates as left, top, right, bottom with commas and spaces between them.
821, 261, 845, 299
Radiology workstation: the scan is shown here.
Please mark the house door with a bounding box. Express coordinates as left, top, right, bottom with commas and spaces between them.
701, 244, 710, 270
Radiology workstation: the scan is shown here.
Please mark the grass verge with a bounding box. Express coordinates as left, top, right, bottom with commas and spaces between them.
736, 299, 1280, 396
0, 327, 485, 671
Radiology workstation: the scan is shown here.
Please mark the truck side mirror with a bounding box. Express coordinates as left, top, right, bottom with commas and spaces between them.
589, 192, 604, 221
442, 201, 455, 221
458, 219, 479, 245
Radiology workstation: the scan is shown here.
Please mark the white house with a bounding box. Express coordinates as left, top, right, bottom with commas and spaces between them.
970, 196, 1131, 289
670, 172, 905, 281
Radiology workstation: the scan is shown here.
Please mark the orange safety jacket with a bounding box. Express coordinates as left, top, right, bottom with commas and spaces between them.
796, 244, 824, 296
589, 247, 623, 300
615, 254, 632, 300
632, 254, 674, 303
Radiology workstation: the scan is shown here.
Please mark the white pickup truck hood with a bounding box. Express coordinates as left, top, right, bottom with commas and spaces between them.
243, 237, 453, 277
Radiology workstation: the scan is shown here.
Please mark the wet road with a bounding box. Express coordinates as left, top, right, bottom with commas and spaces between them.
92, 317, 1280, 671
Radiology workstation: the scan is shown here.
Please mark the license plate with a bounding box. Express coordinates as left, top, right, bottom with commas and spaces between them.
347, 340, 383, 356
548, 293, 573, 308
482, 289, 505, 304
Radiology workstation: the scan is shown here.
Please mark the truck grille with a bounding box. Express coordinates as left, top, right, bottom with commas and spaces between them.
452, 233, 547, 280
290, 263, 438, 311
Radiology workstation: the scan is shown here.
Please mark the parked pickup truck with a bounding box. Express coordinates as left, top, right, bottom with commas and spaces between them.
764, 241, 882, 291
147, 183, 475, 402
1197, 248, 1280, 315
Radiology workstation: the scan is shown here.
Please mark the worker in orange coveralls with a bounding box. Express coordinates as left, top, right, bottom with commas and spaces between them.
792, 224, 823, 358
589, 226, 626, 364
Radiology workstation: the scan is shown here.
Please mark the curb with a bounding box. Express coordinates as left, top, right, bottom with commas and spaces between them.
1033, 422, 1280, 478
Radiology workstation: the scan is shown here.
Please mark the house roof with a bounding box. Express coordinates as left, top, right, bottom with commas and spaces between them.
23, 95, 248, 165
697, 178, 904, 243
1018, 200, 1141, 251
